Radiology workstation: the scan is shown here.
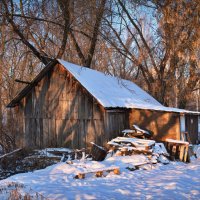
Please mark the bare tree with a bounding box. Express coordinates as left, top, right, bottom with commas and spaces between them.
0, 0, 200, 142
102, 0, 200, 108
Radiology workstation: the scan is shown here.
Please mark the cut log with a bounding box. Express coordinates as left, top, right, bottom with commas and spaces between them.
96, 171, 104, 177
90, 142, 107, 161
75, 173, 85, 179
74, 167, 120, 179
113, 168, 120, 175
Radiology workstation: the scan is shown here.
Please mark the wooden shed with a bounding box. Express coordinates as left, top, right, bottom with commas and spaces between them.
7, 59, 200, 149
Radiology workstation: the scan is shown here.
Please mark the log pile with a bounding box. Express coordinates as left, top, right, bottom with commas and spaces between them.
0, 148, 59, 180
107, 137, 170, 165
106, 124, 190, 163
108, 137, 155, 154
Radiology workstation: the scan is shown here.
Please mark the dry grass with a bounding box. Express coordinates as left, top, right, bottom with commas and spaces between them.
0, 182, 48, 200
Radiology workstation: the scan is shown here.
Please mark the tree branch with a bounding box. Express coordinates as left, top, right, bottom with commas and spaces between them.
85, 0, 106, 67
0, 13, 64, 27
118, 0, 159, 75
56, 0, 71, 58
1, 0, 49, 64
69, 31, 86, 65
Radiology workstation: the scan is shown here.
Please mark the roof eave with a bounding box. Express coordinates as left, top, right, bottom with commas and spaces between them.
104, 106, 200, 115
6, 59, 58, 108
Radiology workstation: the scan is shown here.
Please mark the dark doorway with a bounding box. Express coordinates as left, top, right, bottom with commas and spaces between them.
185, 115, 198, 144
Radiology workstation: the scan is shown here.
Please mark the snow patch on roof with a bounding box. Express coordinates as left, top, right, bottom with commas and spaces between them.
58, 59, 199, 114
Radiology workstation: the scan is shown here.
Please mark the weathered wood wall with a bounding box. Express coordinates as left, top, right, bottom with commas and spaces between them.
129, 109, 181, 141
13, 63, 186, 149
13, 103, 25, 147
13, 64, 128, 149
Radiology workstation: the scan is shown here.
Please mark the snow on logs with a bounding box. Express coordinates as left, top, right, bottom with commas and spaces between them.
74, 167, 120, 179
122, 125, 153, 139
107, 137, 170, 165
108, 137, 155, 153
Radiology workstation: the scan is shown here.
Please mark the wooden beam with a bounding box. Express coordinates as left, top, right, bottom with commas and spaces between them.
15, 79, 31, 84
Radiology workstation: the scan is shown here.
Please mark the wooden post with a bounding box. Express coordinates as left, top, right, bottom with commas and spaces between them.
184, 145, 189, 162
179, 146, 184, 161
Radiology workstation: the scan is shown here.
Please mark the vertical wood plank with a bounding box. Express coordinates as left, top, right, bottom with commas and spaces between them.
43, 119, 49, 147
49, 118, 56, 147
86, 120, 95, 147
62, 119, 73, 148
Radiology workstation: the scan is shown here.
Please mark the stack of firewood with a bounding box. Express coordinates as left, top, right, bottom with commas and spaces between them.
107, 136, 170, 165
108, 137, 155, 155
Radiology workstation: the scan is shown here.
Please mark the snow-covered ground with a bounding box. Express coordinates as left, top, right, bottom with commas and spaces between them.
0, 155, 200, 200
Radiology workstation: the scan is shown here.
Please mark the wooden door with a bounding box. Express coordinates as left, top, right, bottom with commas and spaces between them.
185, 115, 198, 144
106, 110, 129, 141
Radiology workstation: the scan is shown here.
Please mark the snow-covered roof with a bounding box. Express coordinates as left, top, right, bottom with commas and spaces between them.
58, 59, 199, 114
